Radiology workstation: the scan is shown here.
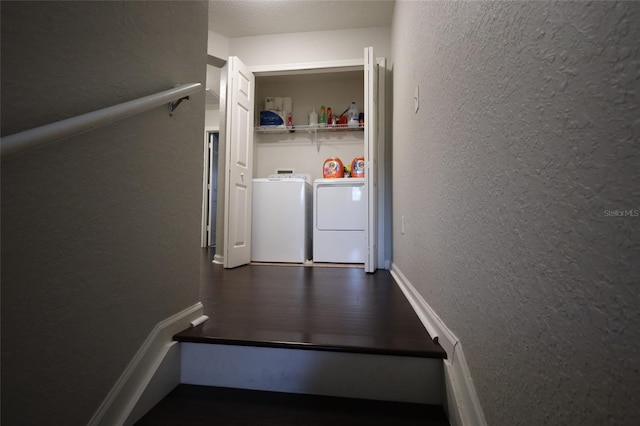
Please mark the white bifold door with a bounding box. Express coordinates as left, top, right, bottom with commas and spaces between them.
223, 56, 255, 268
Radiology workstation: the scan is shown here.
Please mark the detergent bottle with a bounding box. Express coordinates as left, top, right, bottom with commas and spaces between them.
322, 157, 344, 178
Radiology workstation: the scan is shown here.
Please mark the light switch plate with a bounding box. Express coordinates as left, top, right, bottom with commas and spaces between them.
414, 86, 419, 113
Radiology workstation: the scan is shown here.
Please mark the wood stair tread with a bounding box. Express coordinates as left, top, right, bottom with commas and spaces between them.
174, 323, 445, 358
135, 384, 450, 426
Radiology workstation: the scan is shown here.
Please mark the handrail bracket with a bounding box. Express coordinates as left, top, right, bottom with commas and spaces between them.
169, 96, 189, 115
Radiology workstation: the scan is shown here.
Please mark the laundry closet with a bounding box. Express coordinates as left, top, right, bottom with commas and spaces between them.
219, 47, 383, 272
253, 70, 365, 182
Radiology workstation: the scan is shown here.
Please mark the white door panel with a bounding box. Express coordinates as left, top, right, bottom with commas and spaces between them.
231, 183, 248, 244
224, 56, 255, 268
234, 105, 250, 166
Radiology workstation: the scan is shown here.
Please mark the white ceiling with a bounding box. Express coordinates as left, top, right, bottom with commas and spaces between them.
205, 1, 394, 106
208, 0, 395, 38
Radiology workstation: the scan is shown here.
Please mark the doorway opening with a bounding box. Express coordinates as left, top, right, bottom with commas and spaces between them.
201, 57, 224, 251
203, 131, 219, 248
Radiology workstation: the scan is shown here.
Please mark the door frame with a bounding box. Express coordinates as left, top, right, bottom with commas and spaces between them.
200, 131, 219, 248
215, 54, 387, 270
200, 130, 213, 247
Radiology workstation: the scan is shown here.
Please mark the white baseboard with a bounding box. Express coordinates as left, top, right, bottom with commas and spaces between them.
123, 341, 181, 426
181, 342, 443, 405
212, 254, 224, 264
443, 344, 485, 426
88, 302, 203, 426
391, 263, 486, 426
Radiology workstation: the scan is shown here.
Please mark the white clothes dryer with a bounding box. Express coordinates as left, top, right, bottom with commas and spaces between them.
313, 178, 367, 263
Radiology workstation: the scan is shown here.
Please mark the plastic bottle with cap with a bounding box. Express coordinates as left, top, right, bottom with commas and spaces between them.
309, 108, 318, 127
347, 102, 359, 128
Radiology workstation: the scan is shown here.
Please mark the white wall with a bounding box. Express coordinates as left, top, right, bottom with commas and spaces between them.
205, 63, 221, 130
208, 30, 230, 60
256, 137, 364, 182
206, 63, 221, 91
1, 2, 208, 424
391, 1, 640, 424
205, 107, 220, 130
229, 26, 390, 66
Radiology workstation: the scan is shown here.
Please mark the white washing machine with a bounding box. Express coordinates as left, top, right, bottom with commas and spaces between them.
251, 174, 312, 263
313, 178, 367, 263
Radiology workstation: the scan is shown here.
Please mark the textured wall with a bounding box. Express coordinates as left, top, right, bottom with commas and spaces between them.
1, 1, 207, 424
391, 1, 639, 425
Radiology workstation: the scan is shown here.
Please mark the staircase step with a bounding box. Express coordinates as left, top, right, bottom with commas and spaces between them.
135, 384, 450, 426
173, 263, 446, 406
180, 342, 443, 405
175, 263, 447, 360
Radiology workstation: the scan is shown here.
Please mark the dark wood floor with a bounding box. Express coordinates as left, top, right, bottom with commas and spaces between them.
135, 384, 449, 426
137, 251, 450, 425
174, 250, 445, 359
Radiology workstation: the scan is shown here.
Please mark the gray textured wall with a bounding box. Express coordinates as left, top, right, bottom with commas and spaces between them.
391, 1, 639, 425
1, 1, 207, 424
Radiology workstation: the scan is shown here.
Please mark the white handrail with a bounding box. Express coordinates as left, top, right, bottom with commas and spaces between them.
1, 82, 202, 160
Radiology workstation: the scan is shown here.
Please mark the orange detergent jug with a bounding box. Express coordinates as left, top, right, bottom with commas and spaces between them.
323, 157, 344, 178
351, 157, 365, 178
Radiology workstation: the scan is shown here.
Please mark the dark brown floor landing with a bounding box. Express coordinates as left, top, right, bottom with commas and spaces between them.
175, 260, 446, 359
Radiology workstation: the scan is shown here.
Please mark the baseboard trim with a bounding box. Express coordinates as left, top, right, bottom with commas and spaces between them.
443, 344, 485, 426
88, 302, 203, 426
124, 341, 181, 426
212, 254, 224, 264
390, 263, 486, 426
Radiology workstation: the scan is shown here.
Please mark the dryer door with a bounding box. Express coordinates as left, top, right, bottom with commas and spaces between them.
316, 180, 366, 231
